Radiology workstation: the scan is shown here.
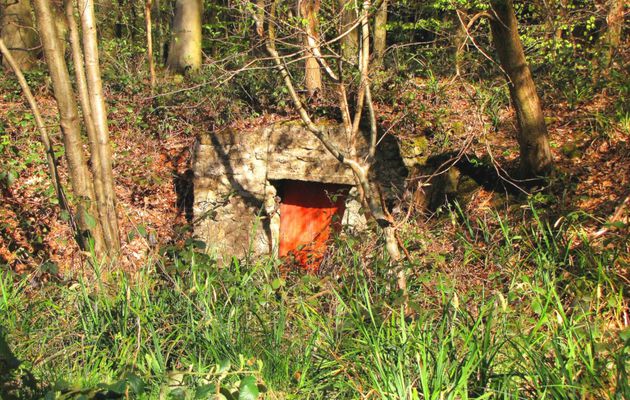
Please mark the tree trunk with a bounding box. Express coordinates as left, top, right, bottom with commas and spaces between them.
300, 0, 322, 96
77, 0, 121, 252
1, 0, 38, 70
450, 10, 467, 76
65, 0, 119, 254
602, 0, 624, 69
372, 0, 387, 66
32, 0, 106, 256
339, 0, 358, 62
490, 0, 552, 177
166, 0, 202, 73
145, 0, 156, 90
53, 2, 68, 53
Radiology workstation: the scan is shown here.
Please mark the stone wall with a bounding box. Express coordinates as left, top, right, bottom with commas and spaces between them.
193, 120, 406, 263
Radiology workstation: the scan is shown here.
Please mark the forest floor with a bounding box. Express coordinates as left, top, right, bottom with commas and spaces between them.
0, 71, 627, 277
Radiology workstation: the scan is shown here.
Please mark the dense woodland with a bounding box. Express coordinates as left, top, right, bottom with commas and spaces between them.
0, 0, 628, 398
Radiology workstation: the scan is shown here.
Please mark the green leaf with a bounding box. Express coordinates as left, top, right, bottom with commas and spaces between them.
6, 170, 16, 186
238, 376, 259, 400
169, 387, 187, 400
195, 384, 216, 399
44, 391, 59, 400
271, 278, 285, 290
124, 373, 145, 395
192, 240, 207, 250
606, 221, 627, 229
136, 224, 148, 238
60, 210, 70, 222
82, 210, 97, 229
40, 262, 58, 275
217, 359, 231, 373
104, 379, 127, 394
531, 298, 543, 315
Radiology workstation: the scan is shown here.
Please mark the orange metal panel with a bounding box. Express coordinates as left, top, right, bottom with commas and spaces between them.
279, 181, 348, 271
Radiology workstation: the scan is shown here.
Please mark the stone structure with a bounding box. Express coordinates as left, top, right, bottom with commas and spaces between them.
193, 120, 406, 263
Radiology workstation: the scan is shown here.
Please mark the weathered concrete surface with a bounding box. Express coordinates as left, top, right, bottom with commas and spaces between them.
193, 120, 406, 263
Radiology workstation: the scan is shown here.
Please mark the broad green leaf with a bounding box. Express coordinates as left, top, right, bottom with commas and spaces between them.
125, 373, 146, 395
169, 387, 187, 400
105, 379, 127, 394
136, 224, 148, 238
82, 210, 97, 229
271, 278, 285, 290
195, 384, 216, 399
217, 359, 231, 373
238, 376, 259, 400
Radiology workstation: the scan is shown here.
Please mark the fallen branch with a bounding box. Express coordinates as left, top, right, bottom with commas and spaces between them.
591, 195, 629, 239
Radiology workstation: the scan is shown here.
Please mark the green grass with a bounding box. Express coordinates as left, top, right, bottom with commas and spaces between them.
1, 206, 628, 399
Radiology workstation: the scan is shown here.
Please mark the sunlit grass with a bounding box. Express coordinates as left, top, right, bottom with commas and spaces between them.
1, 205, 627, 399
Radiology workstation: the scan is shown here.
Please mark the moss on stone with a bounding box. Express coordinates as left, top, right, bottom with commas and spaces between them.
451, 121, 465, 135
455, 175, 480, 205
400, 136, 430, 167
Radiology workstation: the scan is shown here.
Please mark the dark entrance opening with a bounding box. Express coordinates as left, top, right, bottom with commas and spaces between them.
275, 180, 350, 271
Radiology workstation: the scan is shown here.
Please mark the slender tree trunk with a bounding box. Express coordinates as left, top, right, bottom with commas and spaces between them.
339, 0, 358, 62
372, 0, 387, 66
1, 0, 38, 70
65, 0, 118, 253
32, 0, 106, 256
53, 2, 68, 53
166, 0, 202, 73
300, 0, 322, 96
145, 0, 156, 90
490, 0, 552, 177
0, 38, 67, 211
254, 0, 265, 37
77, 0, 120, 252
451, 10, 467, 76
602, 0, 624, 69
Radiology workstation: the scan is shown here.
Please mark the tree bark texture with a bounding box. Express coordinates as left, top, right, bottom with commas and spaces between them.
167, 0, 202, 73
1, 0, 38, 70
77, 0, 121, 251
32, 0, 106, 256
145, 0, 156, 90
490, 0, 553, 176
339, 0, 358, 62
451, 11, 467, 76
53, 2, 68, 53
65, 0, 119, 254
299, 0, 322, 95
602, 0, 625, 68
372, 0, 387, 66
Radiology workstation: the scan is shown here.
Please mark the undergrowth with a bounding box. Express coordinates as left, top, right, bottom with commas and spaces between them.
1, 205, 628, 399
